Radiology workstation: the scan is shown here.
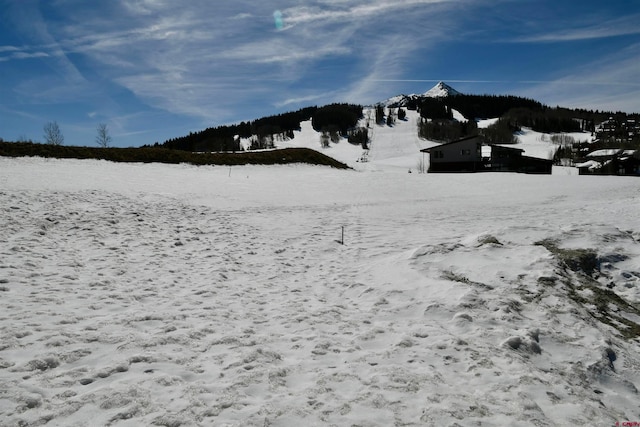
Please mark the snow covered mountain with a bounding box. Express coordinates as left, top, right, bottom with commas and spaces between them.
422, 81, 461, 97
383, 81, 461, 107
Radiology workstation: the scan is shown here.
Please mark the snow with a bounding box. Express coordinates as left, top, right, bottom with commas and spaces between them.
575, 159, 601, 169
383, 82, 460, 107
507, 127, 593, 160
278, 108, 436, 172
588, 149, 622, 157
477, 118, 499, 129
382, 94, 409, 107
1, 152, 640, 426
477, 122, 593, 161
422, 81, 461, 98
451, 109, 467, 122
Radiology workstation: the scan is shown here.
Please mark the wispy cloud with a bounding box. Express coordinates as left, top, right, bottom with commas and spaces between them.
516, 42, 640, 113
344, 35, 415, 104
0, 49, 49, 62
274, 93, 333, 108
283, 0, 454, 27
218, 39, 352, 65
0, 46, 21, 53
3, 1, 86, 83
512, 14, 640, 43
30, 0, 470, 121
2, 0, 475, 120
121, 0, 169, 16
3, 0, 639, 147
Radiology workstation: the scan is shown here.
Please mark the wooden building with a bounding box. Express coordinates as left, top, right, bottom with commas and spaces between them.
421, 135, 552, 174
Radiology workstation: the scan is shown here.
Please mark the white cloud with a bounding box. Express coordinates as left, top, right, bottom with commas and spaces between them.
0, 46, 21, 53
343, 35, 413, 104
120, 0, 168, 15
274, 92, 335, 108
17, 0, 638, 138
512, 14, 640, 43
283, 0, 453, 27
218, 38, 352, 65
517, 43, 640, 113
3, 0, 473, 121
4, 1, 86, 84
11, 51, 49, 60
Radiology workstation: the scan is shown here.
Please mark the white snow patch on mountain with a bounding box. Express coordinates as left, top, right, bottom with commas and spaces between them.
422, 81, 461, 97
383, 81, 460, 107
274, 105, 592, 167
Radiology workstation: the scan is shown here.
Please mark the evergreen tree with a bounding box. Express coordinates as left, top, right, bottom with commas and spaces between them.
375, 104, 385, 125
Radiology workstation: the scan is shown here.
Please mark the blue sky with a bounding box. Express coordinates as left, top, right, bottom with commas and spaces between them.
1, 0, 639, 147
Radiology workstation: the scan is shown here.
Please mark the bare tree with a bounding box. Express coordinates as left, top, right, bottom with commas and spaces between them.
43, 121, 64, 145
96, 123, 112, 148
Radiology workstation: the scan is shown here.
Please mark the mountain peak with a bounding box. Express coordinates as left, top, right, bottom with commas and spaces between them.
382, 82, 461, 107
422, 81, 460, 98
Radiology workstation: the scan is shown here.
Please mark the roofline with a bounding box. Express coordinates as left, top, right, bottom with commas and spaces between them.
421, 134, 481, 152
489, 144, 524, 152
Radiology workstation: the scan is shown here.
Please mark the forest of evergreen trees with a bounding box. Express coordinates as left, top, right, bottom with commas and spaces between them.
415, 92, 640, 143
311, 104, 363, 135
159, 107, 318, 152
442, 94, 543, 120
159, 104, 362, 152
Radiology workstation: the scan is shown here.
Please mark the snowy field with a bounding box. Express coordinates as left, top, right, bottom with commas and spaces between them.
1, 154, 640, 426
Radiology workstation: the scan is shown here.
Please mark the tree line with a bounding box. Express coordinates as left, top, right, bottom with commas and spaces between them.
415, 92, 640, 143
25, 121, 113, 147
159, 104, 363, 152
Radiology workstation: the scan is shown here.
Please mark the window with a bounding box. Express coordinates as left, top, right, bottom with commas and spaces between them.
460, 149, 470, 156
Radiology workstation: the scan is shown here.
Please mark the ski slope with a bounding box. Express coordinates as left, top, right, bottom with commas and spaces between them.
276, 107, 592, 171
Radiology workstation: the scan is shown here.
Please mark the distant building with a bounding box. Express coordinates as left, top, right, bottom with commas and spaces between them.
594, 117, 640, 143
421, 135, 552, 174
422, 135, 483, 172
576, 149, 640, 175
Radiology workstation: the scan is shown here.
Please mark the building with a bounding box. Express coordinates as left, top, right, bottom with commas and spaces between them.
594, 117, 640, 143
421, 135, 483, 172
421, 135, 552, 174
576, 149, 640, 175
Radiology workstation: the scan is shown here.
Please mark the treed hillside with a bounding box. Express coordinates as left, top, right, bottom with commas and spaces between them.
152, 85, 640, 153
415, 93, 640, 145
0, 141, 350, 169
418, 95, 590, 133
158, 104, 363, 152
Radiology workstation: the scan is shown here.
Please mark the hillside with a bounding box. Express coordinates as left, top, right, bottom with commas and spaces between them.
157, 82, 623, 173
275, 108, 437, 171
3, 81, 618, 174
0, 142, 350, 169
256, 106, 591, 172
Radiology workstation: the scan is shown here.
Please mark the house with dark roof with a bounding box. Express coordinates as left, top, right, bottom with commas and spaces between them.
421, 135, 483, 172
420, 135, 552, 174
